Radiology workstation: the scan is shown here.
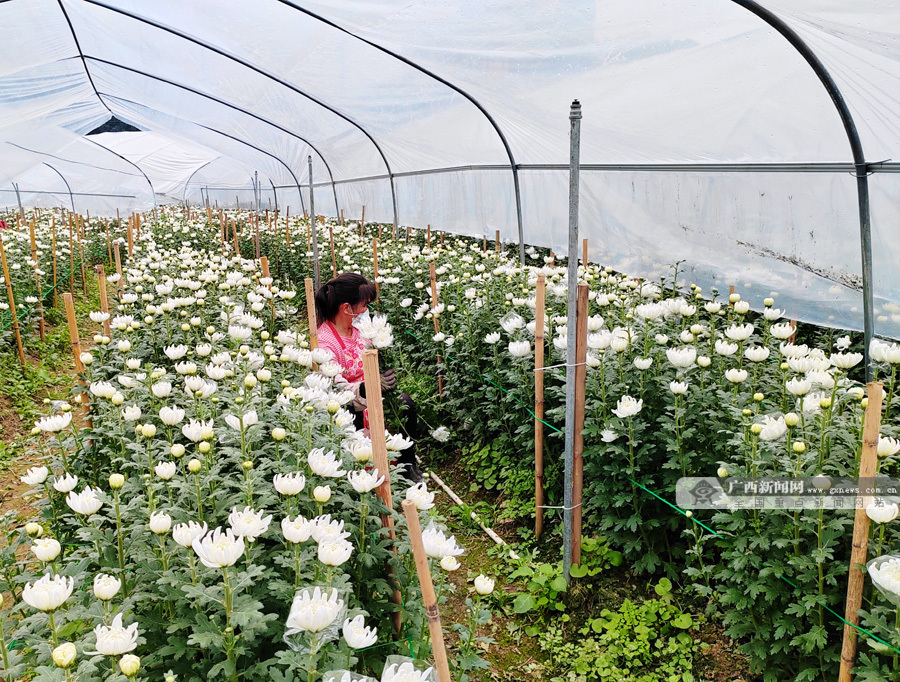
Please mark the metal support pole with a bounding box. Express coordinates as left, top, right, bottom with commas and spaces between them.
13, 183, 25, 222
562, 100, 581, 583
732, 0, 876, 380
308, 156, 320, 289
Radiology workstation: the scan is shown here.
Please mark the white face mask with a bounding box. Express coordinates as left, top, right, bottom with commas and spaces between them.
351, 309, 371, 328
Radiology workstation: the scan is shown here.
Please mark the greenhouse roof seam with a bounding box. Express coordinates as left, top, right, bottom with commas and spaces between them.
5, 141, 144, 178
82, 0, 398, 228
85, 55, 341, 194
276, 0, 526, 262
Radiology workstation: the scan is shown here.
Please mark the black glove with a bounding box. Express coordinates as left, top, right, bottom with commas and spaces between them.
381, 368, 398, 392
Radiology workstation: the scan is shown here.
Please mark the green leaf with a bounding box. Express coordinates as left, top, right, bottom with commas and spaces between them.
672, 614, 693, 629
569, 563, 589, 578
512, 593, 536, 614
655, 578, 672, 596
550, 575, 568, 592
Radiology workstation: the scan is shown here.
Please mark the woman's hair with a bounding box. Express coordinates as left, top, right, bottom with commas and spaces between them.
314, 273, 377, 325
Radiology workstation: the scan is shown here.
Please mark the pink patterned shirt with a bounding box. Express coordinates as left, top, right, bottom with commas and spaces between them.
317, 322, 366, 384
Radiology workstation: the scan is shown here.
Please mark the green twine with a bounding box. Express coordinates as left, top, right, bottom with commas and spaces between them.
628, 477, 900, 655
401, 328, 900, 656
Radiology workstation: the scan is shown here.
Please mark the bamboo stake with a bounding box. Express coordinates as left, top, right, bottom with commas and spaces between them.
360, 205, 365, 237
304, 277, 318, 350
260, 256, 275, 321
77, 225, 87, 297
839, 381, 885, 680
361, 348, 403, 635
482, 236, 486, 252
0, 232, 26, 367
406, 226, 411, 244
571, 283, 588, 564
135, 213, 141, 243
232, 218, 240, 257
255, 214, 261, 259
63, 291, 90, 425
340, 208, 344, 227
535, 274, 546, 538
429, 262, 443, 397
51, 216, 58, 309
105, 218, 112, 266
495, 229, 501, 253
29, 217, 45, 341
427, 224, 431, 249
440, 231, 444, 247
329, 224, 337, 278
96, 266, 111, 336
582, 238, 588, 267
372, 238, 379, 295
68, 213, 75, 295
127, 214, 133, 259
401, 499, 453, 682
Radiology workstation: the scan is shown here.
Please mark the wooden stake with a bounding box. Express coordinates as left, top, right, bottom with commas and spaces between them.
232, 218, 241, 258
96, 265, 111, 336
372, 238, 379, 295
255, 214, 261, 259
440, 231, 444, 247
535, 274, 546, 538
0, 232, 26, 367
406, 226, 411, 244
62, 296, 81, 376
571, 283, 588, 564
77, 226, 87, 297
360, 205, 365, 236
105, 218, 112, 266
429, 262, 443, 397
549, 250, 555, 266
29, 217, 45, 341
329, 224, 337, 278
582, 238, 588, 267
68, 213, 75, 295
51, 216, 58, 309
401, 499, 453, 682
789, 319, 798, 344
378, 222, 382, 240
483, 236, 487, 252
495, 229, 501, 253
361, 348, 403, 635
427, 224, 431, 249
304, 277, 318, 350
839, 381, 885, 680
339, 208, 344, 227
127, 214, 133, 258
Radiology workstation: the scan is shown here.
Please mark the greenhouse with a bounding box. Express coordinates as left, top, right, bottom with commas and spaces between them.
0, 1, 898, 680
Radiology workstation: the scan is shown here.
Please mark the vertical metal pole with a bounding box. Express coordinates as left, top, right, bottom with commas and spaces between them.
308, 156, 320, 289
562, 100, 581, 583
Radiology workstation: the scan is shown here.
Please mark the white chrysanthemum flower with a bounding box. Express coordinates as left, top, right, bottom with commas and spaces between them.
725, 368, 748, 384
381, 662, 435, 682
154, 461, 176, 480
714, 339, 738, 357
421, 522, 464, 559
318, 539, 354, 567
88, 613, 138, 656
431, 426, 450, 442
484, 332, 501, 344
285, 587, 345, 634
93, 573, 122, 601
192, 527, 245, 568
877, 435, 900, 458
282, 516, 314, 544
31, 538, 62, 562
342, 614, 378, 649
172, 521, 208, 548
666, 346, 696, 368
273, 472, 306, 496
66, 487, 103, 515
36, 412, 72, 433
866, 500, 899, 524
669, 381, 688, 395
385, 432, 414, 452
228, 506, 273, 542
405, 482, 435, 511
308, 448, 346, 478
22, 574, 74, 612
159, 406, 185, 426
612, 395, 642, 419
224, 411, 258, 431
347, 468, 384, 494
21, 466, 49, 485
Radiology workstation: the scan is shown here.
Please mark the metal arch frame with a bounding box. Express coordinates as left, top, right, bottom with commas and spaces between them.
79, 0, 396, 230
182, 160, 213, 204
83, 56, 342, 217
277, 0, 526, 264
83, 135, 157, 209
99, 91, 310, 226
732, 0, 876, 380
55, 0, 114, 119
270, 179, 278, 215
42, 162, 76, 212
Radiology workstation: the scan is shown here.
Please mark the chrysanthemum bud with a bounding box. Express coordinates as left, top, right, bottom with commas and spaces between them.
109, 473, 125, 489
52, 642, 77, 669
188, 458, 202, 473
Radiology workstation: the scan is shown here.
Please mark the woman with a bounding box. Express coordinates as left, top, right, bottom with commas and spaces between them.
314, 273, 422, 482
